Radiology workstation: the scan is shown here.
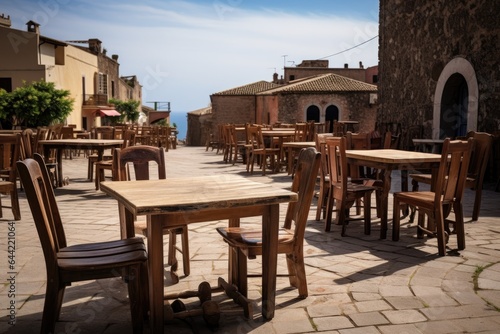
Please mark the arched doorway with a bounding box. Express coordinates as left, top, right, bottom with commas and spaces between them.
433, 57, 478, 139
439, 73, 468, 138
325, 105, 339, 132
306, 105, 320, 122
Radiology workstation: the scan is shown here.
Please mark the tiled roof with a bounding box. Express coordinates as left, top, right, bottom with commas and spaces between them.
212, 81, 282, 96
258, 73, 377, 94
188, 106, 212, 115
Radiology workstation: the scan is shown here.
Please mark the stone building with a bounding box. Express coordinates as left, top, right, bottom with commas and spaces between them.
377, 0, 500, 140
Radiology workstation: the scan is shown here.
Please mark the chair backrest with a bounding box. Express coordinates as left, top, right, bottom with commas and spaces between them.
315, 133, 334, 182
332, 120, 346, 136
246, 125, 266, 149
464, 131, 492, 185
0, 133, 21, 182
282, 147, 321, 245
122, 129, 136, 149
433, 138, 474, 204
16, 156, 65, 274
93, 126, 115, 139
20, 128, 34, 160
294, 123, 308, 141
346, 132, 370, 150
113, 145, 166, 181
325, 136, 349, 198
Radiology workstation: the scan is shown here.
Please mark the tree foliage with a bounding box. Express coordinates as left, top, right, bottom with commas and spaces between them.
0, 81, 73, 129
109, 98, 140, 123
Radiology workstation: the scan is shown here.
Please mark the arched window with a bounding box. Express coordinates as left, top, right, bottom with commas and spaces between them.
325, 105, 339, 132
306, 105, 320, 122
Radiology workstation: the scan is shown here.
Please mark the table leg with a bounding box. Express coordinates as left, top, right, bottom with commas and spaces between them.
261, 203, 279, 319
56, 148, 63, 187
147, 215, 165, 333
228, 218, 240, 286
380, 167, 393, 239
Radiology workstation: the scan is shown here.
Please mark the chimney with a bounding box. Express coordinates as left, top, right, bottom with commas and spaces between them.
359, 61, 364, 69
272, 72, 278, 83
88, 38, 102, 53
112, 54, 119, 61
26, 20, 40, 34
344, 63, 348, 69
0, 14, 11, 28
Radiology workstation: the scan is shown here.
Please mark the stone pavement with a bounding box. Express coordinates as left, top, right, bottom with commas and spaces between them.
1, 145, 499, 334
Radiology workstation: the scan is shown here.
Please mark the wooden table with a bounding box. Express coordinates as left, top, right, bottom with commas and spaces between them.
100, 175, 297, 333
345, 149, 442, 239
282, 141, 315, 174
40, 139, 123, 187
338, 120, 359, 132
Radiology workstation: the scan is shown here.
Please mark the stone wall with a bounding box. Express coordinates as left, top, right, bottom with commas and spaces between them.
378, 0, 500, 135
211, 95, 256, 128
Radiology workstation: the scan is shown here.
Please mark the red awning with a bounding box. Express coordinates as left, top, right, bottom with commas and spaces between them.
96, 109, 121, 117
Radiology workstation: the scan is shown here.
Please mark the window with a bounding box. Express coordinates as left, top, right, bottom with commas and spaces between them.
111, 80, 115, 98
98, 73, 108, 95
289, 75, 295, 81
0, 78, 12, 92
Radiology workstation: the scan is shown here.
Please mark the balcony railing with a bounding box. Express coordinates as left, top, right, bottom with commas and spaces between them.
83, 94, 108, 106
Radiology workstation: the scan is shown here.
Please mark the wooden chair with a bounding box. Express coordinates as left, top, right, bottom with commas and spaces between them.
87, 126, 115, 181
294, 123, 308, 141
17, 154, 147, 333
0, 133, 21, 220
410, 131, 492, 222
246, 125, 280, 175
392, 138, 474, 256
324, 136, 376, 235
113, 145, 190, 282
315, 133, 334, 221
332, 120, 346, 136
216, 147, 321, 298
95, 129, 136, 190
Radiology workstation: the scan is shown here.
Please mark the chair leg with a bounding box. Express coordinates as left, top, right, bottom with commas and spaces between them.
363, 193, 372, 235
454, 202, 466, 250
324, 189, 334, 232
237, 248, 248, 298
392, 196, 401, 241
168, 230, 177, 266
286, 252, 308, 298
41, 282, 65, 334
435, 208, 447, 256
472, 187, 482, 222
315, 184, 325, 221
127, 264, 144, 334
339, 201, 348, 237
180, 227, 190, 276
11, 189, 21, 220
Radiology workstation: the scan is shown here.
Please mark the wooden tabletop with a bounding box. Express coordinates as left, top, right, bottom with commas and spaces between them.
346, 149, 442, 164
39, 138, 123, 147
282, 141, 315, 148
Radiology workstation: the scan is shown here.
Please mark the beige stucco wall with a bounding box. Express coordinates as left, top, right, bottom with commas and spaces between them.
50, 44, 98, 129
0, 25, 46, 87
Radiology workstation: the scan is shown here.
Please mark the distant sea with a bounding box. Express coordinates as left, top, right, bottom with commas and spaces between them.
169, 111, 188, 140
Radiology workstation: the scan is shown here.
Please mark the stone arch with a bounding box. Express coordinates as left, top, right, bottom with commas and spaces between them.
306, 105, 320, 122
433, 57, 478, 139
325, 104, 340, 132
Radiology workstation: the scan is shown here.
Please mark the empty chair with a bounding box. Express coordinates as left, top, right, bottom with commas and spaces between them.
324, 136, 376, 235
392, 138, 473, 256
17, 154, 147, 333
246, 125, 280, 175
315, 133, 334, 221
87, 126, 115, 181
113, 145, 190, 281
216, 147, 321, 298
95, 129, 136, 190
410, 131, 493, 222
0, 133, 21, 220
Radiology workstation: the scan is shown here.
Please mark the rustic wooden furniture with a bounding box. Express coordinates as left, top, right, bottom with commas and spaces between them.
261, 129, 296, 171
100, 174, 297, 333
345, 149, 443, 239
315, 133, 334, 221
325, 137, 376, 235
18, 154, 147, 334
39, 139, 123, 187
411, 131, 492, 222
246, 125, 280, 175
112, 145, 190, 281
0, 134, 21, 220
87, 126, 115, 180
216, 148, 321, 298
392, 138, 473, 256
282, 141, 315, 175
95, 129, 136, 190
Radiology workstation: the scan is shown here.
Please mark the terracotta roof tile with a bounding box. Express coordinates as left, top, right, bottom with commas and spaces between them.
213, 81, 281, 96
258, 73, 377, 94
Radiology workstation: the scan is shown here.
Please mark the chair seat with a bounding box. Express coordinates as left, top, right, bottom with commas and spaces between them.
58, 240, 146, 259
216, 226, 294, 247
58, 247, 147, 271
411, 173, 475, 188
59, 236, 145, 253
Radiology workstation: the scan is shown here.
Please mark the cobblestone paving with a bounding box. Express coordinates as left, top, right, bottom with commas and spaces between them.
1, 145, 499, 333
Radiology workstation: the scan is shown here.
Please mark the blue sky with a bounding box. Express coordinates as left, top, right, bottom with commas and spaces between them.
2, 0, 379, 112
